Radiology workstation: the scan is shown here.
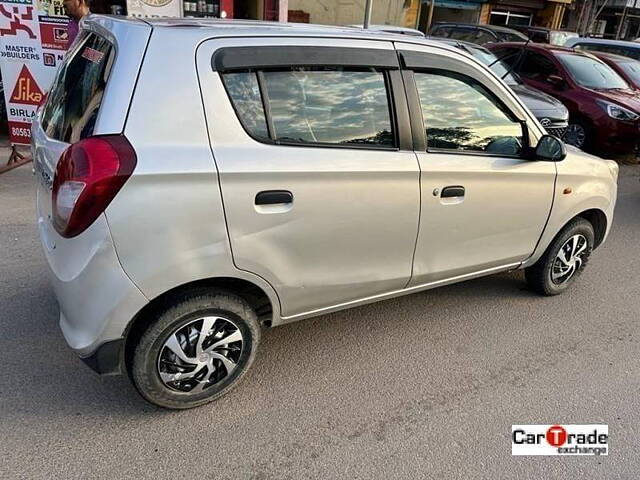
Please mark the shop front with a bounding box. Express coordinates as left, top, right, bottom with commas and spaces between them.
484, 0, 573, 29
91, 0, 234, 18
422, 0, 488, 26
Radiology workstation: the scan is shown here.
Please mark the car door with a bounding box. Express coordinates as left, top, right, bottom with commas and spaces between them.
396, 42, 557, 286
197, 37, 420, 318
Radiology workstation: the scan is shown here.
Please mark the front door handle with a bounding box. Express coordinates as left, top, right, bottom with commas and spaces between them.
441, 186, 465, 198
255, 190, 294, 205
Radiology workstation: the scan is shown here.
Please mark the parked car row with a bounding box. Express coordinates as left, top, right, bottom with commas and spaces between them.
425, 22, 640, 156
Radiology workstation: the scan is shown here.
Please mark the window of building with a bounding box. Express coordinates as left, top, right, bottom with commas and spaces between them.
222, 67, 395, 148
490, 9, 532, 27
413, 71, 523, 155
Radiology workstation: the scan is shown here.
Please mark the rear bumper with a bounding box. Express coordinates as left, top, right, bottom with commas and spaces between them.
78, 338, 124, 375
38, 191, 148, 370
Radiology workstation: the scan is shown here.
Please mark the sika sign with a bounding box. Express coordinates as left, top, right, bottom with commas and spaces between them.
0, 0, 68, 144
10, 63, 44, 104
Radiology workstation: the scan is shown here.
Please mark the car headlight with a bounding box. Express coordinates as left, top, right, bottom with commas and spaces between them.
596, 99, 640, 121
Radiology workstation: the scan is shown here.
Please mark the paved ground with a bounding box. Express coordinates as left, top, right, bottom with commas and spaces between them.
1, 162, 639, 479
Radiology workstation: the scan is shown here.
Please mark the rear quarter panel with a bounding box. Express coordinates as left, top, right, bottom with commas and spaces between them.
105, 28, 281, 318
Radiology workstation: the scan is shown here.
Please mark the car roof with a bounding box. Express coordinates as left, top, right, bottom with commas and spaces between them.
85, 15, 458, 49
432, 22, 526, 35
427, 36, 491, 53
565, 37, 640, 48
347, 24, 425, 36
589, 50, 639, 63
493, 42, 578, 54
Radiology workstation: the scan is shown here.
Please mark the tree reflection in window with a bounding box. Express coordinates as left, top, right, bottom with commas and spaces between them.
414, 72, 523, 155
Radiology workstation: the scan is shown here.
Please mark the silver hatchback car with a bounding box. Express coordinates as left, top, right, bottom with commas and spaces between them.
32, 16, 618, 409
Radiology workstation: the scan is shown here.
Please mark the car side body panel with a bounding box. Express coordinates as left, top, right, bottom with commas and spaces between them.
521, 147, 617, 267
105, 27, 283, 320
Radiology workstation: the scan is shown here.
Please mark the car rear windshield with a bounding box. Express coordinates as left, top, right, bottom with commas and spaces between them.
575, 42, 640, 61
557, 53, 629, 89
549, 31, 578, 46
41, 32, 114, 143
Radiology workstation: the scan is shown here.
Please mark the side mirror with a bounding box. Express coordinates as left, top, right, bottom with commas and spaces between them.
547, 74, 565, 89
535, 134, 566, 161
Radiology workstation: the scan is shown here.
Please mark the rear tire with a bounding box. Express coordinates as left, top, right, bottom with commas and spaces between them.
525, 218, 594, 296
131, 290, 260, 409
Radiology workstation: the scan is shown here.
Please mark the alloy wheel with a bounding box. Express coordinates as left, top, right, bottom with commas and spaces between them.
564, 123, 586, 149
157, 316, 243, 393
551, 234, 588, 285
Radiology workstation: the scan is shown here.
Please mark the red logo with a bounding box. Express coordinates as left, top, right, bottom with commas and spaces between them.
0, 5, 36, 39
10, 65, 44, 106
81, 47, 104, 64
39, 18, 70, 50
546, 425, 568, 447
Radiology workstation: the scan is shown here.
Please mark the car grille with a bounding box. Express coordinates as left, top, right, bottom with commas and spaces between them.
546, 127, 567, 139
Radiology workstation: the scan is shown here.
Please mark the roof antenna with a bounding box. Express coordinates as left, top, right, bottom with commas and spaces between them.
364, 0, 373, 29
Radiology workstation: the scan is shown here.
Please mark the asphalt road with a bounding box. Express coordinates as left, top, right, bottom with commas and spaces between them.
1, 163, 639, 479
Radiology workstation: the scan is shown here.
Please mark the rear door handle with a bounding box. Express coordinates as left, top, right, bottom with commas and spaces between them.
255, 190, 294, 205
441, 186, 465, 198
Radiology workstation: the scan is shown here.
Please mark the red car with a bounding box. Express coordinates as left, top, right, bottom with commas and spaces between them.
487, 43, 640, 154
589, 50, 640, 91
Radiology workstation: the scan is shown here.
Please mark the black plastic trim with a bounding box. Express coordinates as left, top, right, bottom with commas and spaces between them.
387, 69, 413, 151
400, 69, 427, 152
255, 190, 294, 205
213, 46, 400, 72
441, 185, 465, 198
79, 338, 124, 375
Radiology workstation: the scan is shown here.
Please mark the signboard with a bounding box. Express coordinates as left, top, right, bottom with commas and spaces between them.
126, 0, 181, 18
0, 0, 68, 144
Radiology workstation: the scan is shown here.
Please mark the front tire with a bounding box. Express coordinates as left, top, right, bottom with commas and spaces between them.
525, 218, 594, 296
564, 119, 591, 151
131, 290, 260, 409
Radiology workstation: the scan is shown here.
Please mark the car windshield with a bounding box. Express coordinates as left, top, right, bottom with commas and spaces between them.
496, 31, 527, 42
557, 53, 629, 89
469, 46, 520, 85
617, 59, 640, 84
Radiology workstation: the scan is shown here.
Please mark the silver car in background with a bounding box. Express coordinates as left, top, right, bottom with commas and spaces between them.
32, 16, 618, 409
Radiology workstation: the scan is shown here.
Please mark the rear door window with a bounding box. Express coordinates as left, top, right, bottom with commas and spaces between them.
222, 67, 395, 148
41, 32, 114, 143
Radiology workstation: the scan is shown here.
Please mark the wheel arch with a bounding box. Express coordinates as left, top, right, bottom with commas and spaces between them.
524, 206, 609, 269
577, 208, 607, 249
122, 276, 275, 375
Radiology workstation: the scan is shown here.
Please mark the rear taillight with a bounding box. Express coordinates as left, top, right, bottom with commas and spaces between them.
52, 135, 136, 238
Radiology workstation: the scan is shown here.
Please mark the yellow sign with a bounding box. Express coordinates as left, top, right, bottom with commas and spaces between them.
37, 0, 67, 17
